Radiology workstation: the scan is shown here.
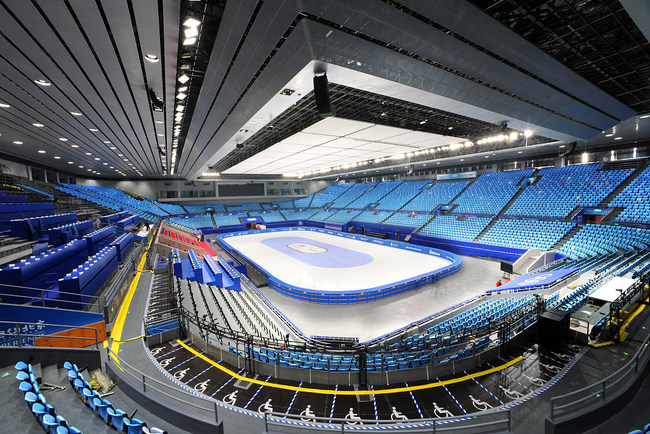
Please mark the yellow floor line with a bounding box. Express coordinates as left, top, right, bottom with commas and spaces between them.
619, 298, 648, 342
589, 340, 614, 347
110, 237, 154, 366
177, 340, 524, 396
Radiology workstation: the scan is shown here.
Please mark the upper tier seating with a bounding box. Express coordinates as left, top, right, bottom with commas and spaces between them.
225, 202, 261, 212
183, 203, 226, 214
375, 180, 430, 211
559, 224, 650, 260
610, 165, 650, 224
56, 184, 161, 221
169, 215, 214, 230
452, 169, 534, 215
383, 212, 431, 228
481, 219, 575, 250
353, 210, 393, 224
293, 194, 314, 208
308, 210, 337, 222
309, 183, 353, 208
325, 209, 362, 223
213, 213, 247, 227
259, 211, 286, 223
346, 180, 402, 209
402, 181, 469, 212
420, 216, 492, 241
330, 183, 377, 208
272, 200, 294, 209
505, 164, 633, 218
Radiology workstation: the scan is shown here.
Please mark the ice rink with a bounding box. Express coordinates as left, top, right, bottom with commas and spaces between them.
220, 229, 454, 293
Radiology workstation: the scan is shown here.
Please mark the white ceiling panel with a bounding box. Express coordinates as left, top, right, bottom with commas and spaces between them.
302, 117, 370, 136
347, 124, 411, 141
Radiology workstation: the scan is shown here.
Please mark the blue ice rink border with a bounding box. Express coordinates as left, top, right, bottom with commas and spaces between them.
217, 227, 462, 304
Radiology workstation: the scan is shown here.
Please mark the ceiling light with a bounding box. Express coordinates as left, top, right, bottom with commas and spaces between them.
68, 161, 73, 164
118, 153, 123, 156
183, 37, 196, 45
509, 132, 518, 141
615, 137, 622, 140
59, 137, 68, 141
605, 133, 614, 137
38, 150, 45, 153
70, 111, 82, 116
176, 105, 184, 112
640, 114, 650, 119
155, 120, 164, 124
419, 120, 427, 125
523, 130, 533, 138
13, 141, 23, 144
464, 141, 473, 147
78, 165, 84, 168
34, 79, 51, 86
0, 103, 10, 108
178, 74, 190, 84
103, 162, 108, 165
94, 157, 100, 161
183, 17, 201, 28
184, 27, 198, 38
109, 146, 117, 150
87, 169, 92, 172
32, 123, 44, 127
448, 126, 453, 130
109, 166, 114, 169
71, 144, 79, 148
517, 151, 523, 154
54, 156, 60, 159
178, 86, 188, 92
177, 92, 187, 100
144, 54, 159, 63
85, 152, 92, 155
103, 141, 110, 144
157, 133, 165, 137
89, 128, 98, 132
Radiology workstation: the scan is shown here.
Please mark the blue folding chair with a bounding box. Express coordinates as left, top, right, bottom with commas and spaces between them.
69, 428, 82, 434
24, 391, 38, 405
108, 408, 126, 431
19, 381, 33, 393
73, 378, 84, 392
95, 398, 109, 421
89, 396, 100, 411
68, 370, 77, 382
14, 361, 27, 372
43, 414, 59, 433
56, 426, 68, 434
123, 417, 144, 434
32, 402, 47, 423
63, 361, 73, 371
81, 388, 93, 404
16, 371, 29, 381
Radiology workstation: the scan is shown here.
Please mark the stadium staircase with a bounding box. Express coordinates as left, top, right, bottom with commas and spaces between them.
473, 219, 495, 241
394, 181, 434, 212
180, 204, 190, 214
550, 224, 584, 251
448, 179, 475, 204
600, 159, 650, 207
143, 198, 172, 215
210, 214, 217, 227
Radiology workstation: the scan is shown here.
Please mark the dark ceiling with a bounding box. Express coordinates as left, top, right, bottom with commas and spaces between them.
471, 0, 650, 112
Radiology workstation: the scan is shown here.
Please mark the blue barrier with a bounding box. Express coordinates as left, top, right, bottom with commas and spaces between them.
0, 194, 28, 203
59, 246, 118, 306
100, 211, 129, 225
47, 220, 94, 246
218, 227, 462, 304
409, 233, 527, 262
203, 255, 223, 287
0, 239, 88, 303
217, 257, 241, 291
116, 214, 140, 231
0, 202, 52, 226
10, 213, 77, 240
109, 232, 134, 262
84, 226, 115, 255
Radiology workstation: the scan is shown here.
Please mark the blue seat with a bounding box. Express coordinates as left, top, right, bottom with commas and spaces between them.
19, 381, 32, 393
69, 428, 82, 434
43, 414, 59, 433
95, 398, 110, 421
32, 402, 47, 423
68, 370, 77, 381
89, 395, 100, 411
73, 378, 84, 391
16, 371, 29, 381
108, 407, 126, 430
24, 391, 38, 405
81, 388, 93, 404
63, 361, 73, 371
123, 418, 144, 434
56, 416, 68, 429
15, 361, 27, 372
56, 426, 69, 434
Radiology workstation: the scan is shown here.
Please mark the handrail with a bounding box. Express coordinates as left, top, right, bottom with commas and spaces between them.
0, 320, 100, 349
549, 332, 650, 421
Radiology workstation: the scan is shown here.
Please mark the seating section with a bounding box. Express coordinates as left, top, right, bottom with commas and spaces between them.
324, 209, 362, 224
481, 219, 575, 250
402, 181, 469, 212
225, 202, 261, 212
452, 169, 533, 215
308, 210, 337, 221
15, 361, 83, 433
559, 224, 650, 260
11, 213, 77, 240
353, 210, 393, 224
505, 164, 633, 218
383, 212, 431, 228
281, 209, 316, 221
169, 215, 214, 230
272, 199, 294, 209
59, 246, 119, 304
183, 203, 226, 214
330, 183, 376, 208
420, 216, 492, 241
309, 183, 353, 208
346, 180, 402, 209
48, 220, 94, 246
375, 180, 430, 211
259, 211, 286, 223
610, 165, 650, 224
293, 193, 313, 208
0, 202, 54, 229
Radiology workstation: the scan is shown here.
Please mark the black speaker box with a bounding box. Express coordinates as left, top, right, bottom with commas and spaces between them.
313, 75, 335, 118
538, 307, 571, 351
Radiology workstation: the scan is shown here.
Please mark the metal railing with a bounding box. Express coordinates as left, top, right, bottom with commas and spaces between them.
550, 332, 650, 422
0, 320, 100, 349
262, 408, 511, 433
0, 283, 102, 313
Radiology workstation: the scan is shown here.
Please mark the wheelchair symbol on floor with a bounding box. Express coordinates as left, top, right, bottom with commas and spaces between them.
540, 363, 561, 373
524, 374, 546, 387
259, 399, 273, 413
300, 405, 315, 422
433, 402, 453, 418
150, 347, 163, 356
159, 357, 174, 368
391, 407, 408, 421
469, 395, 492, 411
345, 408, 362, 425
551, 351, 571, 361
223, 390, 238, 406
498, 385, 524, 400
173, 368, 190, 381
194, 379, 210, 394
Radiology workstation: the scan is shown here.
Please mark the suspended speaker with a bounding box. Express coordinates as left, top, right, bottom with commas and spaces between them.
313, 75, 335, 118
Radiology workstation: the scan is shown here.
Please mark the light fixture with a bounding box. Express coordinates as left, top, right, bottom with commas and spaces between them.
448, 126, 454, 130
103, 141, 110, 144
68, 161, 73, 164
32, 123, 44, 127
178, 74, 190, 84
0, 103, 10, 108
103, 162, 108, 165
615, 137, 622, 140
78, 165, 84, 168
58, 137, 68, 141
94, 157, 100, 161
89, 128, 98, 132
183, 17, 201, 28
509, 132, 519, 141
109, 146, 117, 150
184, 27, 198, 38
13, 141, 23, 144
70, 111, 82, 116
85, 152, 92, 155
605, 133, 614, 137
54, 156, 60, 159
71, 144, 79, 148
155, 120, 164, 124
157, 133, 165, 137
34, 79, 51, 86
38, 150, 46, 153
177, 92, 187, 100
640, 114, 650, 119
178, 86, 188, 92
523, 130, 533, 138
183, 37, 196, 45
176, 105, 185, 112
144, 54, 159, 63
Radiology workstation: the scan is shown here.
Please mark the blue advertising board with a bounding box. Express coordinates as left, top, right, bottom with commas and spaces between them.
488, 268, 580, 293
